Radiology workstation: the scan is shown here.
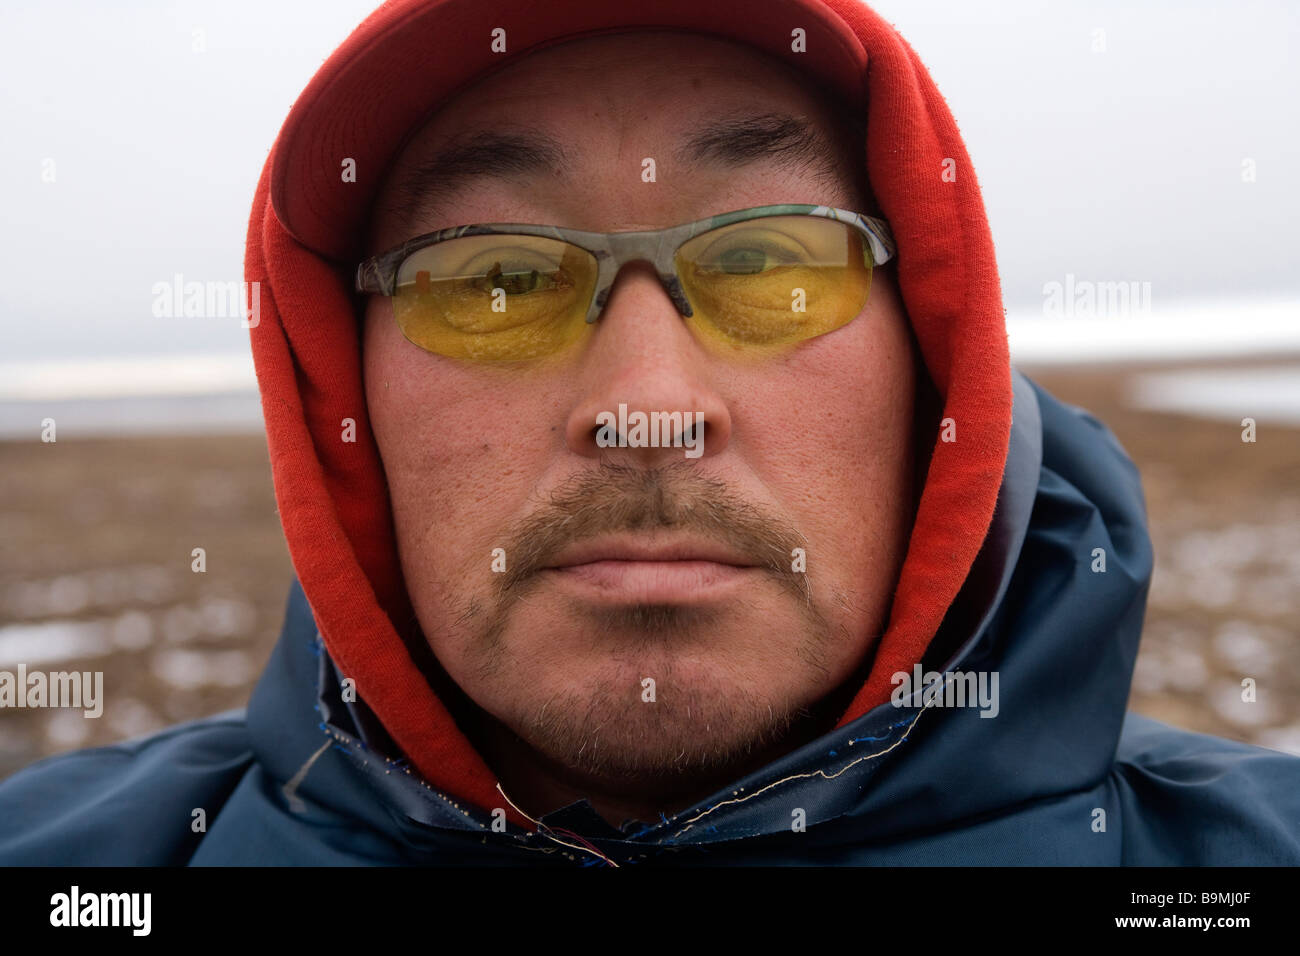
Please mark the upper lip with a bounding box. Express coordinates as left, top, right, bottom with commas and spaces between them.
543, 534, 760, 569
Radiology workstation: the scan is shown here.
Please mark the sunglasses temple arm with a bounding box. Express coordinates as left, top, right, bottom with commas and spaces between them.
862, 217, 896, 266
356, 258, 395, 296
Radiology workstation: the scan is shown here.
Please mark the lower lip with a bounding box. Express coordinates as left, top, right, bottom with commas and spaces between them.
545, 560, 756, 604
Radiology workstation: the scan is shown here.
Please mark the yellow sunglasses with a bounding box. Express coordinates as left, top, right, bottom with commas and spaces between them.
355, 204, 896, 362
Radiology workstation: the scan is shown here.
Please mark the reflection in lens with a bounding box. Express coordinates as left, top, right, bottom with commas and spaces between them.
394, 236, 598, 361
676, 216, 873, 348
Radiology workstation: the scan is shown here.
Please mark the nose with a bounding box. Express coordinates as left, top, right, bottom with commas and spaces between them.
564, 261, 731, 464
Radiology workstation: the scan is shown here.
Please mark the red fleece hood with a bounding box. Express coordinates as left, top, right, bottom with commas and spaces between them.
245, 0, 1012, 818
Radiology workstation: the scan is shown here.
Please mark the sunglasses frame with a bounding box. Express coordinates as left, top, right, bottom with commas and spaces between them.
355, 204, 896, 326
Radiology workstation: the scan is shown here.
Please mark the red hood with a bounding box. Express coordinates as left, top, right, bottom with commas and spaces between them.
245, 0, 1012, 820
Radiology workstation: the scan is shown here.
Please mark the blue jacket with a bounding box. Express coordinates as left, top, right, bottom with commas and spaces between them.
2, 372, 1297, 865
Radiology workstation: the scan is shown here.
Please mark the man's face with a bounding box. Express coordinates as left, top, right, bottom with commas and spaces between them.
362, 32, 917, 804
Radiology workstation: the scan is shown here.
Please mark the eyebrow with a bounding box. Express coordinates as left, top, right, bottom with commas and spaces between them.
674, 112, 845, 187
385, 129, 571, 229
380, 112, 849, 234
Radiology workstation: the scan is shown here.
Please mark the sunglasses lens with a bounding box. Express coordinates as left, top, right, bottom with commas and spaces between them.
675, 215, 874, 348
393, 235, 597, 360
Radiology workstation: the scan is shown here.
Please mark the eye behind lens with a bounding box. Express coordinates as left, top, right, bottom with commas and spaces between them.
676, 218, 873, 349
391, 235, 598, 361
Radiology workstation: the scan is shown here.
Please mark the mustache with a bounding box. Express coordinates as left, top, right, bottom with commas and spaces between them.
496, 462, 811, 603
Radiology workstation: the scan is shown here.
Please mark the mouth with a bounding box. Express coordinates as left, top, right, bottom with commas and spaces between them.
540, 534, 763, 605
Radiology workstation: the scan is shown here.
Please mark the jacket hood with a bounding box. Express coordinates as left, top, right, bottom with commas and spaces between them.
244, 0, 1013, 819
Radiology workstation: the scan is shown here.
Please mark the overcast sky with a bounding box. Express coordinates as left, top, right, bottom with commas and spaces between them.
1, 0, 1296, 362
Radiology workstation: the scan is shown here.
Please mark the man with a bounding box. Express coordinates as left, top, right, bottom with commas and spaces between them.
1, 0, 1297, 865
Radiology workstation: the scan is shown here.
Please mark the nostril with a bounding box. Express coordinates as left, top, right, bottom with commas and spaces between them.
682, 418, 706, 446
681, 419, 708, 460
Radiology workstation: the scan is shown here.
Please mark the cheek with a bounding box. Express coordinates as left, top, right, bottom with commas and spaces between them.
361, 305, 554, 583
727, 306, 916, 576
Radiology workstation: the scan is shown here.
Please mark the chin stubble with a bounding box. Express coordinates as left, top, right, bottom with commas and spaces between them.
450, 461, 839, 779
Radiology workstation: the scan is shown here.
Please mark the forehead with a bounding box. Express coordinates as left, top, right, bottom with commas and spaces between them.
427, 30, 841, 121
368, 31, 865, 246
